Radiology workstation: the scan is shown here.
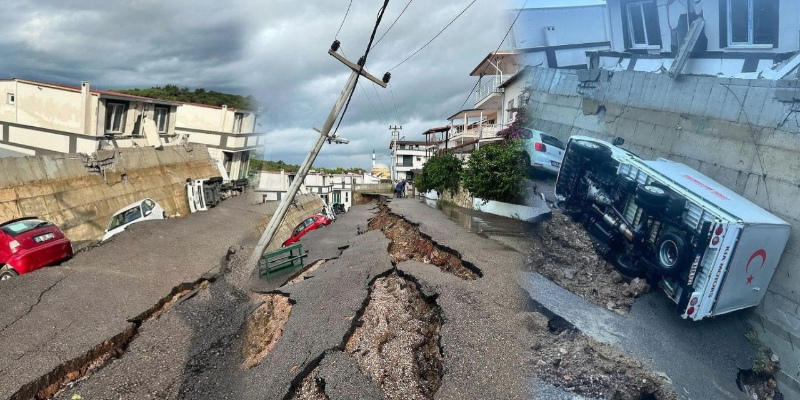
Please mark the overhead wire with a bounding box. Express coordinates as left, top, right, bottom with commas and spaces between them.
388, 83, 401, 125
371, 0, 414, 49
371, 80, 393, 124
340, 46, 389, 126
334, 0, 354, 39
387, 0, 480, 72
457, 0, 528, 112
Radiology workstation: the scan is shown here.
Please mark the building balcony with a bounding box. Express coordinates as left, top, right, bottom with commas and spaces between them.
475, 75, 505, 109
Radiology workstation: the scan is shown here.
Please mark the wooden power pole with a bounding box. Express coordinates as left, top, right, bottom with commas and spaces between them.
248, 42, 388, 270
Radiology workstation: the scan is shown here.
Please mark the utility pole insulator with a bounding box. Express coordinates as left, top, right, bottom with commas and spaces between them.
382, 72, 391, 84
357, 56, 366, 67
331, 40, 341, 52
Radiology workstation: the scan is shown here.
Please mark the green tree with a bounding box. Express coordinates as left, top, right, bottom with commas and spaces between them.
462, 141, 526, 204
115, 86, 259, 110
415, 153, 462, 197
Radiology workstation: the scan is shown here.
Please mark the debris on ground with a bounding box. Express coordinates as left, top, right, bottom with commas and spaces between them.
345, 272, 442, 400
737, 330, 783, 399
291, 371, 329, 400
525, 211, 649, 313
241, 294, 292, 369
526, 311, 676, 400
368, 205, 480, 280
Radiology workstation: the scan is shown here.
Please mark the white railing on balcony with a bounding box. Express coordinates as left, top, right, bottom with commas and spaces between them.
475, 75, 503, 104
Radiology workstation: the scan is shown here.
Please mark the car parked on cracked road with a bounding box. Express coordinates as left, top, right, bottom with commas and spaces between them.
282, 214, 332, 247
0, 217, 73, 280
103, 198, 166, 242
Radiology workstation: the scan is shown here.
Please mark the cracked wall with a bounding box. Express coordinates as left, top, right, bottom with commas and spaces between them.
527, 66, 800, 395
0, 144, 218, 247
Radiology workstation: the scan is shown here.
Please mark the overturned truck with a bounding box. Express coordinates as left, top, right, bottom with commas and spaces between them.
554, 136, 790, 321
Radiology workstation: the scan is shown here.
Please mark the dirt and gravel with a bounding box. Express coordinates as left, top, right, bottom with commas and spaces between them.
241, 294, 293, 370
368, 208, 480, 280
526, 310, 676, 400
345, 272, 442, 400
291, 372, 329, 400
525, 210, 649, 313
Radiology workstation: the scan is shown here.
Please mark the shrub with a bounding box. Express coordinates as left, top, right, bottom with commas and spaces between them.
416, 153, 462, 197
462, 141, 526, 204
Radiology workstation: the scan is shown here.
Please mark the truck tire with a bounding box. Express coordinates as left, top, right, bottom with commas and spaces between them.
655, 232, 689, 276
615, 254, 645, 278
572, 139, 611, 160
635, 184, 669, 212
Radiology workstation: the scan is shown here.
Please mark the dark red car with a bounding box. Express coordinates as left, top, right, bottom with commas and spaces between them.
282, 214, 332, 247
0, 217, 73, 280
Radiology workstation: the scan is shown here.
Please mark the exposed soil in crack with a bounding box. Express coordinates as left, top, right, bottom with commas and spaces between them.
345, 272, 443, 400
368, 204, 480, 280
11, 278, 212, 400
241, 293, 293, 370
525, 210, 649, 313
737, 330, 782, 399
526, 305, 676, 400
290, 369, 329, 400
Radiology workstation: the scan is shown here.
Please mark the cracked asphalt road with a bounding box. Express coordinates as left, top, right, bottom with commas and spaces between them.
41, 198, 537, 399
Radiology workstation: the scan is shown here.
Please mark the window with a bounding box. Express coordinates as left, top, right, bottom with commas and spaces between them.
623, 1, 661, 48
507, 99, 515, 120
722, 0, 779, 47
540, 133, 566, 150
141, 199, 155, 216
154, 106, 169, 133
6, 93, 14, 105
105, 101, 128, 134
233, 113, 244, 133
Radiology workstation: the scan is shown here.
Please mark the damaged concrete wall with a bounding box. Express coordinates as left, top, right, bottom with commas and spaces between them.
526, 66, 800, 395
0, 144, 219, 247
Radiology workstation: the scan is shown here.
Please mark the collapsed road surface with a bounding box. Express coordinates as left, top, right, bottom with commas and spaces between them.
0, 196, 273, 399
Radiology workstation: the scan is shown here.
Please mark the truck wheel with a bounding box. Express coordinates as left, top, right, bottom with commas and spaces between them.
635, 184, 669, 212
615, 254, 645, 278
572, 139, 610, 160
655, 232, 689, 276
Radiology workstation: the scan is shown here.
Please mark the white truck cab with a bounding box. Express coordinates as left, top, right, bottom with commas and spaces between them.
554, 136, 790, 320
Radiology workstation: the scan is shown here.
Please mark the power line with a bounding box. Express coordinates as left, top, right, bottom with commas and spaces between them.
389, 83, 401, 124
371, 80, 393, 124
458, 0, 528, 111
340, 46, 389, 125
371, 0, 414, 49
388, 0, 480, 71
335, 0, 354, 39
332, 0, 391, 137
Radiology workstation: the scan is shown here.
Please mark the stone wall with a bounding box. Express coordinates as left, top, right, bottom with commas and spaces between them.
526, 66, 800, 395
442, 186, 474, 210
0, 145, 219, 247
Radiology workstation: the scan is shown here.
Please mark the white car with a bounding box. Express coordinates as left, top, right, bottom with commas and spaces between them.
521, 128, 565, 174
102, 198, 166, 241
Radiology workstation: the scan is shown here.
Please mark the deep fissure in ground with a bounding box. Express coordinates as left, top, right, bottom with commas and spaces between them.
526, 300, 676, 400
241, 293, 293, 370
367, 202, 481, 280
11, 278, 212, 400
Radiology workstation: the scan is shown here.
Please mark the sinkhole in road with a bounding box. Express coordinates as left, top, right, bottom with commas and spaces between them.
367, 205, 481, 280
526, 300, 676, 400
241, 293, 293, 370
344, 272, 443, 400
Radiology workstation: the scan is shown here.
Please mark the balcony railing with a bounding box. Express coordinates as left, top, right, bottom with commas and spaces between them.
475, 75, 504, 104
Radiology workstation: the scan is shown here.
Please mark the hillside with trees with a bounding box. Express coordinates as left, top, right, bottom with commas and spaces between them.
250, 159, 365, 175
116, 85, 258, 110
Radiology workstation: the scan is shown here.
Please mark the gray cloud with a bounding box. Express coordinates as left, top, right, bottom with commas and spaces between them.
1, 0, 510, 169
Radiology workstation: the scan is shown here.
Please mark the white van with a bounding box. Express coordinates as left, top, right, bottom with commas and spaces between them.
103, 198, 166, 241
554, 136, 790, 321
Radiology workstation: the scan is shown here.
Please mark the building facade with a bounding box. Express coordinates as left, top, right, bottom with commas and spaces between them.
0, 78, 267, 181
255, 170, 364, 212
389, 140, 428, 181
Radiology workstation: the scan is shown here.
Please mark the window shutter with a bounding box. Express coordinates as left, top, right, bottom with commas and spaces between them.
718, 0, 728, 48
753, 0, 779, 47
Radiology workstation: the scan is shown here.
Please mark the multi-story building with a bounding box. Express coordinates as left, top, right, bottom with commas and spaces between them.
0, 78, 267, 181
389, 140, 428, 181
255, 170, 364, 211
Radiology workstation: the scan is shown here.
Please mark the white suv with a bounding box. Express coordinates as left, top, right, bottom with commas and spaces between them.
521, 128, 565, 174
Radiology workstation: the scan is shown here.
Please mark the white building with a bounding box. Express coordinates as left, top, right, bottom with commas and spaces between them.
0, 78, 267, 181
390, 140, 429, 181
592, 0, 800, 79
255, 170, 364, 211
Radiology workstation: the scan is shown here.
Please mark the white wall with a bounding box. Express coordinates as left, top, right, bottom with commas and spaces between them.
514, 6, 609, 48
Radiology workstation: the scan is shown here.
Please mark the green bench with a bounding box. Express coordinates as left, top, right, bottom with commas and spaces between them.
260, 243, 308, 280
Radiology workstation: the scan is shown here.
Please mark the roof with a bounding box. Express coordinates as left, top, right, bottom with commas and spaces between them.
469, 51, 520, 77
498, 67, 530, 89
447, 109, 491, 121
391, 140, 429, 147
422, 126, 449, 135
2, 78, 253, 111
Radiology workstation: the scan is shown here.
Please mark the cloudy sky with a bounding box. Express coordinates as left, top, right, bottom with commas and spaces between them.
1, 0, 520, 169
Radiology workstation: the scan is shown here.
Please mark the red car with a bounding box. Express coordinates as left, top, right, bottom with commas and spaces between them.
0, 217, 73, 280
282, 214, 332, 247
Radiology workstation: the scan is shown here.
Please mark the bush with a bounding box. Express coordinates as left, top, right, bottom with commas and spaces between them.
462, 141, 526, 204
415, 153, 462, 197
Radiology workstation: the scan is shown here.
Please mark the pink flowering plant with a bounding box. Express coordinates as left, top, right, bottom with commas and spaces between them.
496, 105, 531, 141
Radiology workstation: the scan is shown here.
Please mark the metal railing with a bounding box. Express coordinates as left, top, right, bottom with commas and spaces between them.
475, 75, 503, 104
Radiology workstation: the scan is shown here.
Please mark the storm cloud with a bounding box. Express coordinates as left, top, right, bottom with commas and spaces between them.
0, 0, 511, 168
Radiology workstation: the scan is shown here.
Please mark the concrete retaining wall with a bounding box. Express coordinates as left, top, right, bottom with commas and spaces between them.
526, 66, 800, 395
256, 193, 326, 253
0, 145, 219, 247
442, 186, 475, 210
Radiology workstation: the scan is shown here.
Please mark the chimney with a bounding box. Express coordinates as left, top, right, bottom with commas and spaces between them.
81, 81, 92, 134
545, 26, 558, 46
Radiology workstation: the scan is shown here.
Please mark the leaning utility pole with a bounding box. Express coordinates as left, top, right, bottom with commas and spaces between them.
389, 125, 402, 180
248, 41, 389, 270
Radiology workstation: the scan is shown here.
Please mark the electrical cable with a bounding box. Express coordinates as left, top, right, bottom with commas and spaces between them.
340, 46, 389, 126
457, 0, 528, 112
371, 0, 414, 49
388, 0, 479, 71
335, 0, 354, 39
332, 0, 391, 138
388, 82, 401, 125
371, 80, 393, 124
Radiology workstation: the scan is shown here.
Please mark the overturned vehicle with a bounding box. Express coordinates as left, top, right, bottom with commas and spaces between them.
554, 136, 790, 320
